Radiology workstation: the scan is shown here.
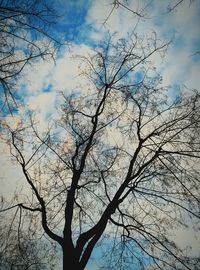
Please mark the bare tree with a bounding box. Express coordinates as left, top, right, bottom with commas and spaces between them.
1, 34, 200, 269
0, 0, 61, 112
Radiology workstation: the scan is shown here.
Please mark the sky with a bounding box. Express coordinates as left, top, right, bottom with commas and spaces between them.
13, 0, 200, 122
0, 0, 200, 269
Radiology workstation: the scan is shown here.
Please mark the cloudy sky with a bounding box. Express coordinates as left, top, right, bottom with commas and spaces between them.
15, 0, 200, 121
5, 0, 198, 116
0, 0, 200, 269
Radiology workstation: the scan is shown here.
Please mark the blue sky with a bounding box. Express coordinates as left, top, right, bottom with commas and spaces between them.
1, 0, 200, 269
55, 0, 92, 42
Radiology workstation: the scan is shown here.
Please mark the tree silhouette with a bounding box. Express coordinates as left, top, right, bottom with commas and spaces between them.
1, 34, 200, 269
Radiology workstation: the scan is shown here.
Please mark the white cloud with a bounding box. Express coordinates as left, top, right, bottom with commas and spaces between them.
16, 44, 95, 130
173, 226, 200, 256
25, 44, 93, 93
18, 58, 54, 94
149, 0, 200, 89
51, 45, 94, 91
0, 142, 24, 200
86, 0, 140, 38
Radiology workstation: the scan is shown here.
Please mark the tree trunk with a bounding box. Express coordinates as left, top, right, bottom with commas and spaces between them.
62, 247, 82, 270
